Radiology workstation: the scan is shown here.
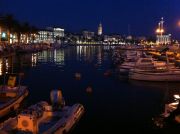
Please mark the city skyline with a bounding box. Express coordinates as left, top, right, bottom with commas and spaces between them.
0, 0, 180, 38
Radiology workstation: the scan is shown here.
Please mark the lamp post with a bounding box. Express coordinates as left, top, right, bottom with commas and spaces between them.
156, 17, 165, 45
178, 21, 180, 27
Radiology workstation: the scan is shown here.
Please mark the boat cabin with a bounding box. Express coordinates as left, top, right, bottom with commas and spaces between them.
135, 58, 167, 70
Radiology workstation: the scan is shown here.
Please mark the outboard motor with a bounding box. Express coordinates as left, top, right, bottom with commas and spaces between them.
17, 101, 49, 133
50, 90, 65, 110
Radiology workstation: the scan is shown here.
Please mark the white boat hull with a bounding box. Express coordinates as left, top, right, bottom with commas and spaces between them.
129, 70, 180, 82
118, 62, 135, 75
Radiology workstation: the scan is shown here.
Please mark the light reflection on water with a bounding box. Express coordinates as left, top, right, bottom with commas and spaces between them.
0, 46, 105, 76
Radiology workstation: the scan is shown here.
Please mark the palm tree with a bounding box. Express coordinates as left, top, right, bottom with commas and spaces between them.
30, 26, 38, 43
3, 14, 16, 44
0, 14, 20, 44
13, 20, 22, 44
21, 22, 31, 43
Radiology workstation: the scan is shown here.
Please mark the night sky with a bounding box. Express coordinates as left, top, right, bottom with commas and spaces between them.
0, 0, 180, 38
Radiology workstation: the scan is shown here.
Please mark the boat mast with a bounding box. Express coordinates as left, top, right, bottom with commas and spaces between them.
166, 52, 170, 70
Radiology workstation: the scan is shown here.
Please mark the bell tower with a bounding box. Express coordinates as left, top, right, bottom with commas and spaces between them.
98, 23, 103, 36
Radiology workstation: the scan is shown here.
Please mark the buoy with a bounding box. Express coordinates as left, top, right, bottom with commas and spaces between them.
94, 64, 98, 67
75, 73, 81, 80
86, 86, 93, 93
104, 70, 112, 77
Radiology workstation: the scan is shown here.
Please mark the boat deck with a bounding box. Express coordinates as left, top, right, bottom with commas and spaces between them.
0, 97, 12, 105
39, 115, 62, 133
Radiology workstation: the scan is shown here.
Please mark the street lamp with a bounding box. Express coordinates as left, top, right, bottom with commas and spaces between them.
178, 21, 180, 27
156, 18, 165, 45
156, 28, 160, 33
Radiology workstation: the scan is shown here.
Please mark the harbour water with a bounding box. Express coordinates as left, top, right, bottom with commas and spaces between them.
0, 45, 180, 133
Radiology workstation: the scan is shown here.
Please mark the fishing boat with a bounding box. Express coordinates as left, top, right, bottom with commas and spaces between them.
0, 74, 29, 118
0, 90, 84, 134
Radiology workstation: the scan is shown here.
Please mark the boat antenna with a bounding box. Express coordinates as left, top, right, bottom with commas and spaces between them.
166, 52, 170, 70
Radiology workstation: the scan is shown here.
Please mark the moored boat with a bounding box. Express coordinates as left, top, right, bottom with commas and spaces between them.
129, 57, 180, 82
118, 61, 135, 75
119, 57, 166, 75
0, 90, 84, 134
129, 70, 180, 82
0, 74, 29, 118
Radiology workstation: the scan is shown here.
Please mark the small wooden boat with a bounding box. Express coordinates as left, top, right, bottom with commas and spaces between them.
0, 90, 84, 134
0, 74, 29, 118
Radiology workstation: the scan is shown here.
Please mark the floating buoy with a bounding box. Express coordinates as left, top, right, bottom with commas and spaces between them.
104, 70, 112, 77
75, 73, 81, 80
94, 64, 98, 67
86, 86, 93, 93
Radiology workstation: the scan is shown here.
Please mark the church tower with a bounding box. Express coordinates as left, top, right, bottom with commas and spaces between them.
98, 23, 103, 36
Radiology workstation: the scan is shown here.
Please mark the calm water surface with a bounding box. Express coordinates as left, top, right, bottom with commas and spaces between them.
0, 45, 180, 134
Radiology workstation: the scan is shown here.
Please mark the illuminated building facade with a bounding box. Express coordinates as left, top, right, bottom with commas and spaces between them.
156, 34, 171, 45
82, 31, 95, 40
53, 28, 64, 38
36, 27, 64, 44
37, 30, 54, 43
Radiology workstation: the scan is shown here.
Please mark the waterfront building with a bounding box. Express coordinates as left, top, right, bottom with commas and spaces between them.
10, 34, 17, 44
98, 23, 103, 36
37, 29, 54, 44
156, 34, 171, 45
82, 31, 95, 40
104, 35, 125, 45
36, 27, 64, 44
53, 28, 65, 38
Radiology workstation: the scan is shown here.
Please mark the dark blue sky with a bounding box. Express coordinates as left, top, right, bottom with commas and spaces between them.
0, 0, 180, 38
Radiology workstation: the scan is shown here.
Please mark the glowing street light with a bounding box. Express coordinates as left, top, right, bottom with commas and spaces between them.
156, 18, 165, 35
156, 28, 160, 33
160, 29, 164, 33
178, 21, 180, 27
